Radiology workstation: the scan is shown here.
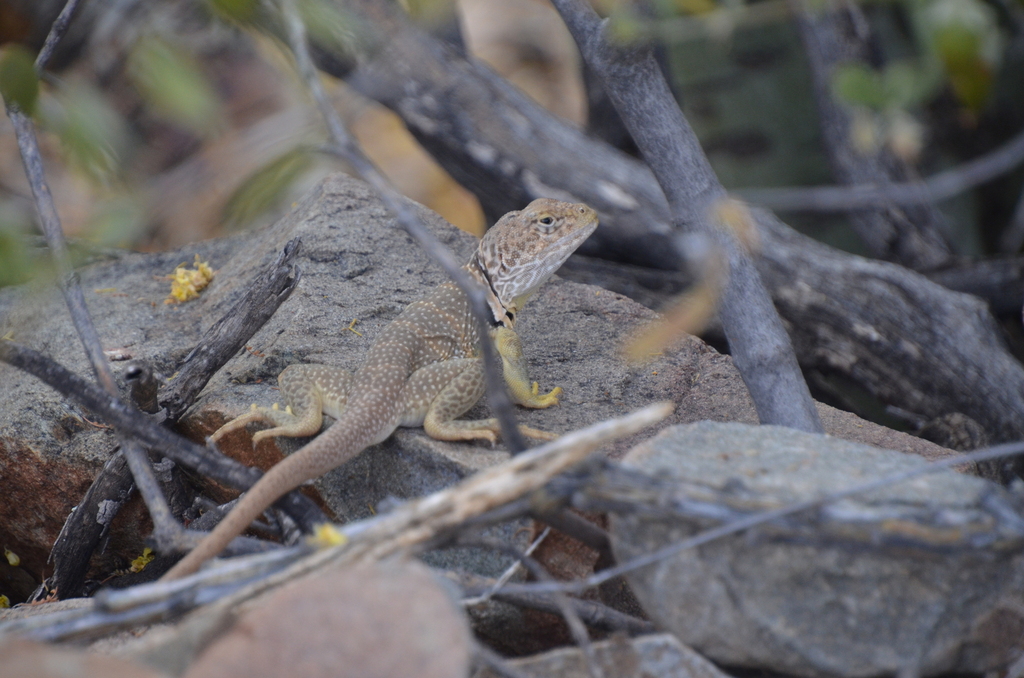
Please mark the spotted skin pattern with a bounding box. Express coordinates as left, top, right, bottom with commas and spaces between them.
161, 199, 598, 580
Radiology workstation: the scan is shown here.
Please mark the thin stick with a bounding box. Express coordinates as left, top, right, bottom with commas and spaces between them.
6, 110, 118, 395
463, 538, 604, 678
462, 526, 550, 606
6, 1, 183, 558
34, 0, 85, 73
159, 238, 303, 422
552, 0, 822, 434
277, 0, 527, 453
738, 127, 1024, 212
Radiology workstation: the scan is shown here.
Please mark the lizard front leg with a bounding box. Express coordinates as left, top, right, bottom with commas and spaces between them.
210, 364, 353, 444
492, 326, 562, 409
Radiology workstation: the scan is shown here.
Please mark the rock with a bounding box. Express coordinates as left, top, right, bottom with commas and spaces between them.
0, 637, 168, 678
0, 172, 962, 594
183, 559, 471, 678
472, 632, 733, 678
612, 421, 1024, 678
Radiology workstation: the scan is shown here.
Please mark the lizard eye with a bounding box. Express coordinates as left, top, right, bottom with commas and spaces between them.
539, 216, 553, 225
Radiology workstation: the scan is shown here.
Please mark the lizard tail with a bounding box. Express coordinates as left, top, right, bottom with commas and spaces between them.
160, 450, 315, 581
159, 429, 367, 581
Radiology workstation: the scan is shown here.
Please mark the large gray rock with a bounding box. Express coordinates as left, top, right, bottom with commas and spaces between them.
0, 172, 960, 589
613, 422, 1024, 678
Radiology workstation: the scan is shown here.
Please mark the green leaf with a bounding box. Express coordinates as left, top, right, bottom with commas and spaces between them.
0, 45, 39, 114
917, 0, 1002, 112
880, 60, 940, 109
128, 37, 222, 136
832, 64, 886, 110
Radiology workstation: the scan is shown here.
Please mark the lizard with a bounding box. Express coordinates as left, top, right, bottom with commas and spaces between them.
161, 198, 598, 580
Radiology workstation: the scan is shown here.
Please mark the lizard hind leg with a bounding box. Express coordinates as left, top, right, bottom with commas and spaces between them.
407, 359, 496, 444
209, 364, 352, 445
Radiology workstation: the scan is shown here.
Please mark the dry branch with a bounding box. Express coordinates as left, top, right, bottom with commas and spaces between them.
455, 571, 655, 635
0, 341, 327, 526
35, 238, 312, 598
4, 1, 185, 597
738, 126, 1024, 217
7, 406, 1020, 650
509, 437, 1024, 597
752, 208, 1024, 467
552, 0, 821, 434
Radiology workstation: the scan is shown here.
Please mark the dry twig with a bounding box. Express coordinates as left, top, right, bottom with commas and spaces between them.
738, 127, 1024, 214
3, 0, 183, 596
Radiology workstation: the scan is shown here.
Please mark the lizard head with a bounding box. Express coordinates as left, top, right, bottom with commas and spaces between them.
469, 198, 598, 325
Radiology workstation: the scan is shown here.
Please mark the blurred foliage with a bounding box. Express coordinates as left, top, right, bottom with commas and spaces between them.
919, 0, 1003, 112
208, 0, 261, 24
831, 0, 1003, 115
832, 59, 942, 111
602, 0, 1008, 117
222, 149, 316, 229
1, 0, 1019, 295
0, 44, 38, 114
86, 195, 147, 248
298, 0, 361, 59
127, 37, 224, 136
39, 81, 130, 182
0, 226, 34, 288
0, 212, 48, 288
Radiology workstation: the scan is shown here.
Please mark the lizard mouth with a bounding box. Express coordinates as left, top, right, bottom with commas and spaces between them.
553, 213, 599, 249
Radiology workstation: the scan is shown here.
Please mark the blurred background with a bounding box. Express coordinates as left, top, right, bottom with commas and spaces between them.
1, 0, 1020, 270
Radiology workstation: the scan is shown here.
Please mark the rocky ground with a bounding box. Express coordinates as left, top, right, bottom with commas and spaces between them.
2, 173, 1018, 677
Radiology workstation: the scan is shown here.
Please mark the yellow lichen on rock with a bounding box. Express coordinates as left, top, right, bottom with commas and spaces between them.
165, 255, 215, 304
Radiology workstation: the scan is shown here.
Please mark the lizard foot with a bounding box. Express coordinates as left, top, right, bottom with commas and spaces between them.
209, 405, 266, 444
518, 383, 562, 409
211, 402, 322, 446
519, 425, 558, 441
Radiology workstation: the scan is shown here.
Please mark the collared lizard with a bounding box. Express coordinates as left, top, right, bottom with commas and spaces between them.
161, 198, 598, 579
